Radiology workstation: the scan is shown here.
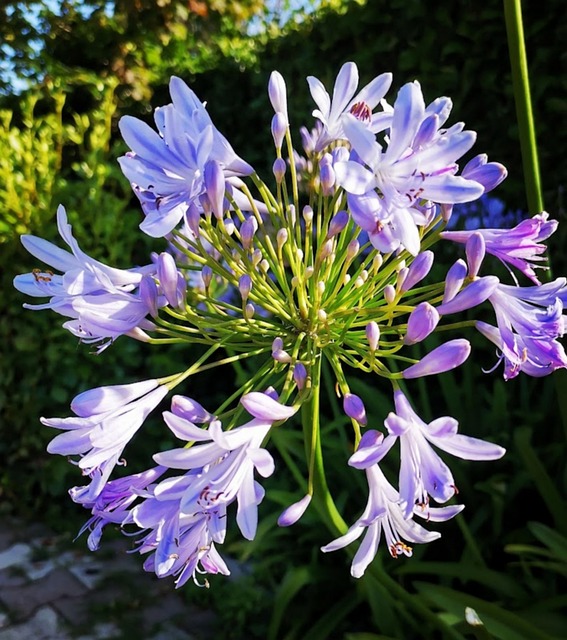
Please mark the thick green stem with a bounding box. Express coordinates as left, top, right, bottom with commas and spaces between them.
503, 0, 544, 214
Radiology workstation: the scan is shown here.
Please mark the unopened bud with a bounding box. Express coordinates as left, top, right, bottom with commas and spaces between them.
317, 309, 327, 323
317, 281, 325, 295
204, 160, 225, 220
202, 265, 213, 289
260, 259, 270, 273
252, 249, 263, 266
384, 284, 396, 304
327, 210, 349, 239
244, 303, 255, 319
320, 163, 336, 196
277, 494, 312, 527
303, 206, 313, 226
139, 276, 159, 318
305, 266, 314, 279
343, 393, 367, 426
396, 267, 408, 290
277, 228, 288, 251
273, 157, 287, 184
272, 337, 291, 363
401, 250, 434, 293
466, 232, 486, 279
268, 71, 288, 122
372, 254, 383, 273
319, 239, 334, 261
240, 216, 258, 250
271, 112, 287, 151
346, 239, 359, 261
293, 362, 307, 390
186, 202, 201, 237
366, 321, 380, 351
223, 218, 235, 235
443, 259, 468, 304
239, 274, 252, 301
404, 302, 440, 345
157, 252, 180, 308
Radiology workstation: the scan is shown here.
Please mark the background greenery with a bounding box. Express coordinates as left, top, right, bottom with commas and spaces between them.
1, 0, 566, 638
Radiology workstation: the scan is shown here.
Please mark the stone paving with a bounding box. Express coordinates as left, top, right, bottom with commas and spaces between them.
0, 517, 216, 640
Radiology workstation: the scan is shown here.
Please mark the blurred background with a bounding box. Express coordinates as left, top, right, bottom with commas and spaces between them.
0, 1, 566, 638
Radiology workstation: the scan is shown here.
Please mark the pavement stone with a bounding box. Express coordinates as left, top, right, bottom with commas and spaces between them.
0, 567, 88, 620
0, 516, 217, 639
0, 605, 69, 640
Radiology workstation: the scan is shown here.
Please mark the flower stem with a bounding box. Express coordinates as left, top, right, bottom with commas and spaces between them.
503, 0, 544, 214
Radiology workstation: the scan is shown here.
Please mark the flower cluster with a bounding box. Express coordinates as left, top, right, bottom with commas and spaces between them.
15, 61, 566, 585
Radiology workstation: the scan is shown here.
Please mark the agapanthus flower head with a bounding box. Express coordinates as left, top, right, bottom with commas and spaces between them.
16, 59, 559, 589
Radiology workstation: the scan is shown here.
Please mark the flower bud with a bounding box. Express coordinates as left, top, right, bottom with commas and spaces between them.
302, 205, 314, 226
186, 202, 201, 237
271, 112, 287, 151
293, 362, 307, 390
442, 259, 467, 304
466, 232, 485, 279
327, 210, 349, 239
320, 163, 335, 196
396, 267, 408, 290
204, 160, 225, 220
268, 71, 288, 122
346, 239, 359, 261
384, 284, 396, 304
157, 252, 180, 308
343, 393, 367, 426
252, 249, 263, 266
139, 276, 159, 318
366, 321, 380, 352
277, 228, 288, 251
402, 339, 471, 379
404, 302, 440, 345
272, 337, 291, 363
244, 302, 255, 319
401, 251, 434, 293
319, 239, 334, 261
277, 494, 312, 527
201, 265, 213, 289
238, 274, 252, 301
240, 216, 258, 250
273, 157, 287, 184
223, 218, 235, 235
436, 276, 499, 315
171, 395, 212, 423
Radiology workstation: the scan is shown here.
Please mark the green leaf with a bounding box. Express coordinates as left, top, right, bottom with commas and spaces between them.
267, 566, 312, 640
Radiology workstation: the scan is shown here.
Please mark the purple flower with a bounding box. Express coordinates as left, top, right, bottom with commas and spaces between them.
118, 76, 252, 237
13, 205, 157, 351
307, 62, 392, 151
42, 379, 168, 502
442, 212, 557, 284
477, 279, 567, 379
334, 81, 485, 254
322, 464, 461, 578
130, 486, 231, 587
382, 389, 504, 517
155, 392, 296, 540
71, 465, 167, 551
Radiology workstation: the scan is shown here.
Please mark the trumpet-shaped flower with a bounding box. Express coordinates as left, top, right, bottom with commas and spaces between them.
478, 279, 567, 379
155, 392, 296, 540
442, 212, 557, 284
307, 61, 392, 151
382, 389, 505, 517
322, 463, 462, 578
119, 76, 252, 237
13, 205, 156, 350
334, 82, 485, 254
42, 379, 168, 502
